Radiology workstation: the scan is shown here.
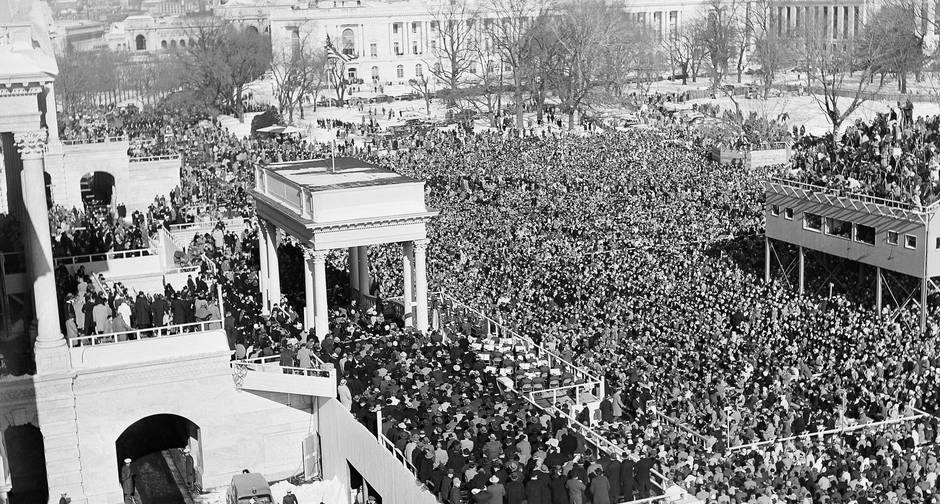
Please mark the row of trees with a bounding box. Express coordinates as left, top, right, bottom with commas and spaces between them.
57, 18, 272, 119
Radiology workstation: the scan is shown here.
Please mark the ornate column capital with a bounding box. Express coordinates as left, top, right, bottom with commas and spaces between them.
413, 238, 430, 253
14, 129, 48, 159
305, 248, 329, 262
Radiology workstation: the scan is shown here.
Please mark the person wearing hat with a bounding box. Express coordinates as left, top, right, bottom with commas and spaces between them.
282, 488, 298, 504
566, 469, 587, 504
183, 446, 196, 491
120, 458, 136, 504
486, 475, 506, 504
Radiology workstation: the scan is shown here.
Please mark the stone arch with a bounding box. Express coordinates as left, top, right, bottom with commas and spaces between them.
161, 40, 168, 49
114, 413, 203, 490
79, 171, 115, 208
246, 25, 259, 34
135, 34, 147, 50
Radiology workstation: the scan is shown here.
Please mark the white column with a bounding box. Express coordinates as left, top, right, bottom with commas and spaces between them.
348, 246, 359, 297
304, 249, 315, 335
312, 249, 330, 340
413, 239, 429, 333
45, 85, 60, 143
266, 221, 281, 306
16, 130, 64, 353
402, 241, 414, 327
357, 245, 370, 304
257, 220, 270, 313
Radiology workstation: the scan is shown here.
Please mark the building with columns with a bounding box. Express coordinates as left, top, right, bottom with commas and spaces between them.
252, 157, 438, 338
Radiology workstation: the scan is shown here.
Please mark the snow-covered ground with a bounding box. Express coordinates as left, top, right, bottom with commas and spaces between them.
194, 477, 348, 504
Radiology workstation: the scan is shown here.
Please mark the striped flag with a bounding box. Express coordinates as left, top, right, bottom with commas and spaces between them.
325, 35, 356, 63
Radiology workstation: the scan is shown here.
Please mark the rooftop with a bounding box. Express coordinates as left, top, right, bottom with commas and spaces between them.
267, 157, 420, 192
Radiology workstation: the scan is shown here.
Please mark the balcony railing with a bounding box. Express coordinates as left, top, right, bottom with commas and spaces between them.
68, 319, 222, 348
60, 135, 128, 145
53, 248, 153, 266
128, 154, 181, 163
231, 354, 331, 378
767, 176, 940, 214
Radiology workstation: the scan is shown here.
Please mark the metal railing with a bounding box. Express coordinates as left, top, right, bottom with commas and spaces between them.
231, 354, 332, 378
54, 248, 152, 266
128, 154, 181, 163
434, 290, 605, 396
766, 176, 940, 213
168, 217, 244, 234
60, 135, 127, 145
378, 432, 420, 477
727, 412, 930, 452
531, 400, 675, 502
68, 319, 222, 348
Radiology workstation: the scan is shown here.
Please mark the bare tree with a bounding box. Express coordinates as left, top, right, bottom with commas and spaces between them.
271, 30, 327, 122
521, 10, 559, 122
465, 45, 501, 127
409, 69, 435, 115
486, 0, 548, 130
549, 0, 633, 128
664, 18, 705, 85
427, 0, 478, 106
804, 26, 886, 140
699, 0, 740, 91
751, 0, 795, 98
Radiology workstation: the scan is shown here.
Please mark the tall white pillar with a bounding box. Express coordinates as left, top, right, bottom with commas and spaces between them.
348, 246, 359, 297
312, 249, 330, 341
402, 241, 414, 326
258, 220, 270, 312
357, 245, 370, 304
16, 130, 65, 357
45, 85, 60, 143
413, 239, 429, 333
304, 249, 315, 335
266, 221, 281, 307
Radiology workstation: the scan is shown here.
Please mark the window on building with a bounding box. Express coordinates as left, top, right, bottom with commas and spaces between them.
431, 21, 439, 32
161, 40, 168, 48
825, 217, 852, 239
393, 23, 399, 34
430, 40, 437, 50
341, 28, 356, 56
470, 62, 477, 74
434, 62, 442, 74
803, 213, 822, 231
412, 41, 418, 54
396, 64, 404, 78
348, 67, 357, 79
415, 63, 423, 77
906, 235, 918, 249
135, 34, 147, 50
370, 42, 377, 57
887, 230, 899, 245
784, 208, 793, 220
179, 39, 186, 47
855, 224, 875, 245
412, 22, 418, 33
371, 66, 379, 81
394, 42, 401, 55
771, 204, 780, 216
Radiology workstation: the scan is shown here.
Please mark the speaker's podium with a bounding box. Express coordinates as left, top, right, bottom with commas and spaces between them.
763, 177, 940, 331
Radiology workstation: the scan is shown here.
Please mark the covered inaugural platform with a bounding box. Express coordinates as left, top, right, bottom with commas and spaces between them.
764, 177, 940, 331
252, 157, 438, 339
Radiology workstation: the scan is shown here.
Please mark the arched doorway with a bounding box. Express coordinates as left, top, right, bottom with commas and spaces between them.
3, 424, 48, 504
79, 172, 115, 209
115, 414, 202, 501
135, 34, 147, 50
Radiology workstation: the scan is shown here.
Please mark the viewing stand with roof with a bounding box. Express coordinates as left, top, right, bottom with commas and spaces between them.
252, 157, 438, 339
764, 177, 940, 331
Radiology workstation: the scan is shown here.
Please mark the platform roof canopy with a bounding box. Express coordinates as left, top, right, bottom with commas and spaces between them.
252, 157, 438, 251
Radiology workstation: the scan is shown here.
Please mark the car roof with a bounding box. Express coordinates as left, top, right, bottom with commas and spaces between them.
231, 473, 271, 497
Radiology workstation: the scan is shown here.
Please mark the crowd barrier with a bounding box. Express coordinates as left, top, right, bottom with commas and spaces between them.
727, 412, 930, 452
128, 154, 181, 163
168, 217, 245, 234
60, 135, 127, 146
53, 248, 152, 266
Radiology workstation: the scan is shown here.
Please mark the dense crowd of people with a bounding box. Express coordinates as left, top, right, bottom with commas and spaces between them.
26, 101, 940, 503
785, 110, 940, 207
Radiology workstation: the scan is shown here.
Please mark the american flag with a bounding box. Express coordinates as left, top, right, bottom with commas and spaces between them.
325, 35, 356, 63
